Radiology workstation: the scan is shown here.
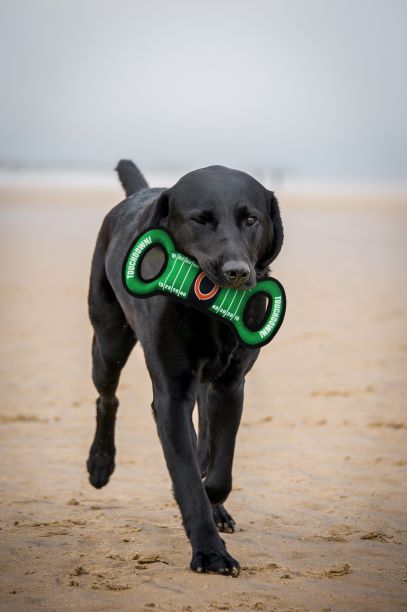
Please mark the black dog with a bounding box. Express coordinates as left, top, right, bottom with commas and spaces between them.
87, 161, 283, 575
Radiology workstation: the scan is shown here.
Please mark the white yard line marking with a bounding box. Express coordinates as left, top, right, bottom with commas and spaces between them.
171, 259, 185, 290
179, 262, 193, 294
225, 291, 237, 317
218, 289, 230, 311
164, 254, 178, 286
233, 292, 246, 317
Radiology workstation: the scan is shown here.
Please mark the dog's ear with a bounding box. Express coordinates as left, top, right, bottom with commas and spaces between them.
256, 190, 284, 272
137, 189, 170, 231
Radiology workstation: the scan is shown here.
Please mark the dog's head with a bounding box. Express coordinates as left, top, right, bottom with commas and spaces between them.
139, 165, 283, 289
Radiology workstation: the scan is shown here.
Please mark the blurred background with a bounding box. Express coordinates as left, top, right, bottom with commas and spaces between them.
1, 2, 406, 610
0, 0, 406, 191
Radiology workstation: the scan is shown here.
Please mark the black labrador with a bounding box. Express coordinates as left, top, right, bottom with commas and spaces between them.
87, 161, 284, 575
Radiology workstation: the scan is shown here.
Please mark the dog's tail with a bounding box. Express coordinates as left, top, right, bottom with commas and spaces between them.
115, 159, 148, 196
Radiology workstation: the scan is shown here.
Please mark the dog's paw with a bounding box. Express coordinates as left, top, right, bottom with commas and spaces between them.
190, 539, 240, 576
86, 446, 115, 489
212, 504, 236, 533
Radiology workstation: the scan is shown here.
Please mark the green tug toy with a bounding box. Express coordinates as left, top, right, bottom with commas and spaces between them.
122, 227, 286, 348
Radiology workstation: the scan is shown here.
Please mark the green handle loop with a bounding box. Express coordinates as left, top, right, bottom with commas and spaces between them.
209, 278, 285, 347
123, 228, 286, 348
124, 228, 178, 295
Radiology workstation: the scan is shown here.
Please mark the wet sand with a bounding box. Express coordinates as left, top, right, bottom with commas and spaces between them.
0, 183, 406, 611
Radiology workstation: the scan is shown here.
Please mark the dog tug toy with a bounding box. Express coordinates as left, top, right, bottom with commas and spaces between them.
122, 228, 286, 348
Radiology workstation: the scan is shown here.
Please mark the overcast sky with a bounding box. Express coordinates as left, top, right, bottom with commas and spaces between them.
0, 0, 406, 181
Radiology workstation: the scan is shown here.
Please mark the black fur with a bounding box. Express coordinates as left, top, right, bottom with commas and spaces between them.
87, 161, 284, 576
115, 159, 148, 196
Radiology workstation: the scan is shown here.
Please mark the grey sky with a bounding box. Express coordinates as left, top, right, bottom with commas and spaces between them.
0, 0, 406, 180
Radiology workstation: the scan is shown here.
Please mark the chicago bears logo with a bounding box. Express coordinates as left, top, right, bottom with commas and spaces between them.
193, 272, 219, 301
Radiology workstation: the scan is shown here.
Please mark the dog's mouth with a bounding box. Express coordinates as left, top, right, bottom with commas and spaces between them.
190, 252, 257, 291
200, 267, 256, 291
219, 278, 255, 290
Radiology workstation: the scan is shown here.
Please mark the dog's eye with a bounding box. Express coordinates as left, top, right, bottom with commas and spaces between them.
191, 213, 214, 225
246, 216, 257, 227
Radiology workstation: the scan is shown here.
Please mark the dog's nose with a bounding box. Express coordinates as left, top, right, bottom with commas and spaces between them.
223, 261, 250, 284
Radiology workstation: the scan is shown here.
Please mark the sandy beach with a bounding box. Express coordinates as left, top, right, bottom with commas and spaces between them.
0, 181, 406, 611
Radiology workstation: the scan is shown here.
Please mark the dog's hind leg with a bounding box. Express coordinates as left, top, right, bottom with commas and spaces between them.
87, 322, 136, 488
87, 238, 137, 488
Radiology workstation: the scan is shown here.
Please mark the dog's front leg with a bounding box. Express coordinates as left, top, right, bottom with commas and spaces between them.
151, 371, 240, 576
